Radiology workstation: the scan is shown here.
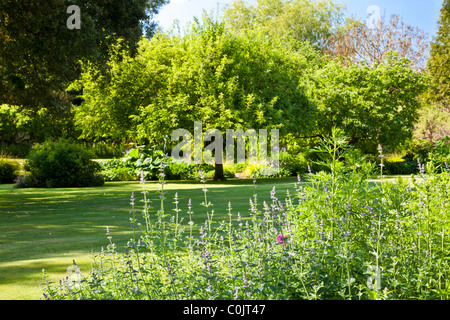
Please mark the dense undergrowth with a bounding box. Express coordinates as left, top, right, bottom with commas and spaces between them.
41, 129, 450, 300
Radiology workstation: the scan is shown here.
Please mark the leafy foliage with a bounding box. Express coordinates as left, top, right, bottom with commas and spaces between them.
99, 158, 137, 181
100, 144, 170, 180
99, 145, 215, 181
20, 139, 104, 188
0, 0, 168, 110
413, 101, 450, 142
0, 158, 19, 184
427, 0, 450, 106
403, 136, 450, 171
120, 145, 166, 179
223, 0, 345, 49
0, 104, 76, 149
75, 13, 427, 161
305, 53, 428, 153
383, 160, 417, 175
74, 14, 316, 143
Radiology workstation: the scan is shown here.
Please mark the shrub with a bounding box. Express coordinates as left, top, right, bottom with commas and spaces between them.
99, 158, 128, 170
164, 161, 215, 180
205, 169, 216, 179
0, 158, 19, 183
279, 150, 331, 175
99, 158, 138, 181
14, 173, 44, 188
222, 166, 238, 178
279, 150, 315, 175
20, 139, 104, 188
0, 143, 32, 158
101, 167, 137, 182
383, 160, 417, 175
121, 145, 167, 179
201, 167, 235, 180
100, 148, 217, 181
223, 163, 247, 177
165, 161, 196, 180
81, 141, 129, 159
404, 136, 450, 165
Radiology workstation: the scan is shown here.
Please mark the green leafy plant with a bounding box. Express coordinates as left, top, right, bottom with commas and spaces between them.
121, 145, 167, 179
165, 160, 201, 180
0, 158, 19, 184
404, 136, 450, 172
19, 139, 104, 188
101, 167, 138, 182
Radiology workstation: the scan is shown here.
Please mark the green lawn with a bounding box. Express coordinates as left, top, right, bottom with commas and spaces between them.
0, 177, 298, 300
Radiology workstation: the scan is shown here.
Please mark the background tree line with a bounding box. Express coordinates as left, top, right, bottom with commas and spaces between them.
1, 0, 449, 178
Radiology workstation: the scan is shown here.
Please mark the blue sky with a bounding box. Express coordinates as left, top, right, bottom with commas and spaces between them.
155, 0, 443, 39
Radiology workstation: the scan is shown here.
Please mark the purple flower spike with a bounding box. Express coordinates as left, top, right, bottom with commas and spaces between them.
130, 192, 135, 206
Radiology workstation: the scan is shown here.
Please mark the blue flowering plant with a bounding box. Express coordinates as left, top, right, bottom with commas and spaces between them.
41, 129, 450, 300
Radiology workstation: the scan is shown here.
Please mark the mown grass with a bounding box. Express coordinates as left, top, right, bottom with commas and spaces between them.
0, 177, 300, 299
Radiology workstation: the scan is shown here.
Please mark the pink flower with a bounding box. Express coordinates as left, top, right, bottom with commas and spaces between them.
276, 234, 288, 245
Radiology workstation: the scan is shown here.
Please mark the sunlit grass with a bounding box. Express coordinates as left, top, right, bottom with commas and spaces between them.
0, 255, 93, 300
0, 177, 297, 299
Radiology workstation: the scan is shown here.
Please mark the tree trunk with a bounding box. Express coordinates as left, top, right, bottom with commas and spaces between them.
214, 163, 225, 180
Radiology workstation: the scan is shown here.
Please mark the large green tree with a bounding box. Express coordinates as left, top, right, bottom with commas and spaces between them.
427, 0, 450, 105
0, 0, 168, 111
74, 14, 317, 178
74, 11, 428, 174
306, 53, 428, 153
413, 0, 450, 143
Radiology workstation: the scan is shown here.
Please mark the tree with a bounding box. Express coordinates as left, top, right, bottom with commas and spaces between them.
427, 0, 450, 106
306, 53, 428, 153
326, 14, 430, 71
0, 0, 168, 111
74, 14, 316, 179
411, 0, 450, 144
223, 0, 345, 49
413, 102, 450, 142
0, 104, 76, 148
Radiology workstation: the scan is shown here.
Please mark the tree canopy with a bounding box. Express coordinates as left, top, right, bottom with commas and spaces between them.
306, 53, 428, 153
74, 10, 428, 158
0, 0, 168, 111
74, 15, 316, 144
2, 1, 432, 165
427, 0, 450, 105
222, 0, 345, 49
